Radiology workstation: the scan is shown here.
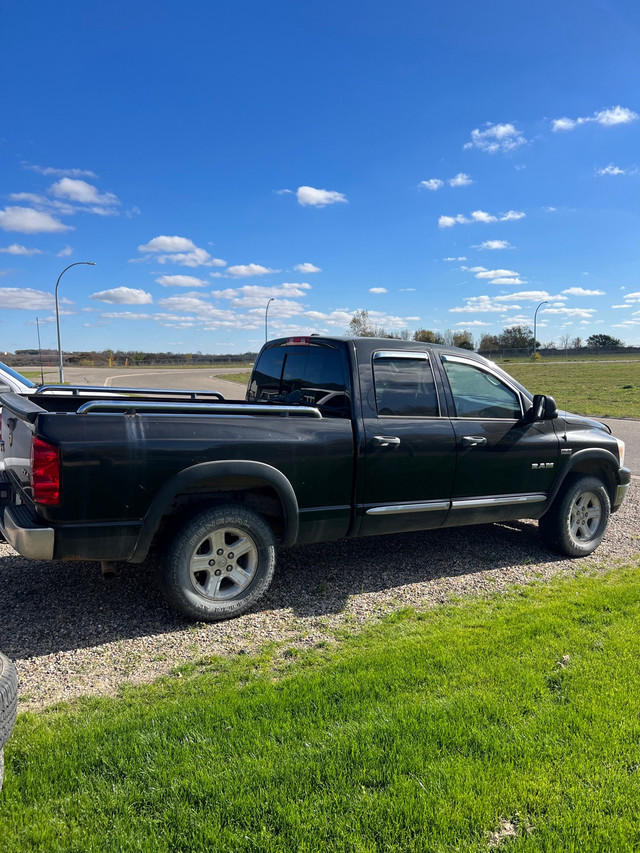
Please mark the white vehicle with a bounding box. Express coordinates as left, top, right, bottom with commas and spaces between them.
0, 361, 37, 395
0, 362, 38, 472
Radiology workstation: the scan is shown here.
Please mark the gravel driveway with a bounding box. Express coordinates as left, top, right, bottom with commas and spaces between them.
1, 480, 638, 713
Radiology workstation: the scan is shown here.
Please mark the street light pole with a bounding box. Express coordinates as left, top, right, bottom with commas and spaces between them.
55, 261, 96, 382
265, 298, 274, 342
533, 300, 549, 361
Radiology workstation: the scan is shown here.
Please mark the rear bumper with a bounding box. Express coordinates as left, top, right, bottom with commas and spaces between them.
0, 504, 55, 560
613, 467, 632, 512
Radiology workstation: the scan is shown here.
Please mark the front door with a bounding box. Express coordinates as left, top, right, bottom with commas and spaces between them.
440, 355, 559, 525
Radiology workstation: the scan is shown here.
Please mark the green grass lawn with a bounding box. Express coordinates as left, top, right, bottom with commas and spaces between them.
504, 361, 640, 418
2, 564, 640, 851
222, 371, 252, 385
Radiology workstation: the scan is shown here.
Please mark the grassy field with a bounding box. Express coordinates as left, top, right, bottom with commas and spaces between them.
504, 361, 639, 418
2, 563, 640, 851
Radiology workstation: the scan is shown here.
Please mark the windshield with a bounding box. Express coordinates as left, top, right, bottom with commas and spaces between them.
0, 361, 37, 389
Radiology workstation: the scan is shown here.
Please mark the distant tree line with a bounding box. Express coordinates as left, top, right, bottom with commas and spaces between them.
347, 311, 626, 353
5, 349, 258, 368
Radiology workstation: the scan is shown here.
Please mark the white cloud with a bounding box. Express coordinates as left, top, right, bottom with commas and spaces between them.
57, 245, 73, 257
420, 179, 444, 191
542, 307, 596, 318
50, 178, 120, 208
552, 105, 638, 132
596, 163, 636, 176
91, 287, 153, 305
562, 287, 605, 296
158, 248, 227, 267
302, 309, 355, 327
24, 164, 97, 178
495, 291, 553, 302
0, 243, 42, 255
421, 174, 471, 191
449, 296, 506, 313
296, 186, 347, 207
161, 248, 225, 267
303, 308, 414, 330
474, 240, 513, 250
438, 214, 470, 228
213, 282, 311, 308
464, 122, 527, 153
439, 210, 525, 228
0, 287, 68, 310
136, 235, 226, 268
473, 268, 520, 279
226, 263, 279, 277
0, 206, 72, 234
294, 262, 321, 273
462, 266, 526, 285
551, 117, 576, 132
100, 311, 154, 320
139, 235, 197, 253
443, 256, 467, 261
471, 210, 497, 224
247, 299, 306, 318
369, 287, 387, 294
449, 172, 473, 187
156, 275, 207, 288
156, 296, 240, 325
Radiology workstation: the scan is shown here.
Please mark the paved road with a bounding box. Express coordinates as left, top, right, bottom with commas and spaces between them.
19, 366, 640, 475
29, 365, 249, 401
599, 418, 640, 478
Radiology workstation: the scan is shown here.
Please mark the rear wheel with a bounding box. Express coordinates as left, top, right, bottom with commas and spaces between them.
161, 504, 276, 621
539, 474, 611, 557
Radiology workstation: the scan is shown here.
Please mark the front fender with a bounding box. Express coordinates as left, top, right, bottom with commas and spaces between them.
544, 447, 624, 510
130, 460, 299, 562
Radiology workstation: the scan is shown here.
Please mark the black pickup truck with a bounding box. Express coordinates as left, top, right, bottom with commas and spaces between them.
0, 336, 630, 621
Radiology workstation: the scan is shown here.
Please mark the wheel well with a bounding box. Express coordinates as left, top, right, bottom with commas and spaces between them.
154, 477, 285, 549
564, 461, 616, 504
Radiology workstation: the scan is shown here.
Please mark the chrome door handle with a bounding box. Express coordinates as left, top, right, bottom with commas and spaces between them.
374, 435, 401, 447
460, 435, 487, 447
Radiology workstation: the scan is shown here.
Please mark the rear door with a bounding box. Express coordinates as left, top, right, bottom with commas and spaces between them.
358, 350, 456, 535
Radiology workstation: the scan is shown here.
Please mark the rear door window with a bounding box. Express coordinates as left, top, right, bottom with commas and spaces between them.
373, 353, 439, 417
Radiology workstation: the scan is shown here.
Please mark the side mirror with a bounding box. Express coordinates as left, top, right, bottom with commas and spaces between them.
528, 394, 558, 422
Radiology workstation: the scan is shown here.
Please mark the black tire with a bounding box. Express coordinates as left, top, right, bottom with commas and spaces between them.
161, 504, 277, 622
539, 474, 611, 557
0, 652, 18, 791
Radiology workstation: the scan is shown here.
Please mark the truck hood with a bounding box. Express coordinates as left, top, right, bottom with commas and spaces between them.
558, 410, 611, 434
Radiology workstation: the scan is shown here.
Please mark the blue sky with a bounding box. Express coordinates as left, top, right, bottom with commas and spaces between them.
1, 0, 639, 354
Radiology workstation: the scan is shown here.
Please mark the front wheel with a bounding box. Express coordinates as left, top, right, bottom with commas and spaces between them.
539, 474, 611, 557
161, 504, 276, 622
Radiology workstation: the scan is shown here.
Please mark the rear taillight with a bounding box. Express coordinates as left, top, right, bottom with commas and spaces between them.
31, 437, 61, 505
